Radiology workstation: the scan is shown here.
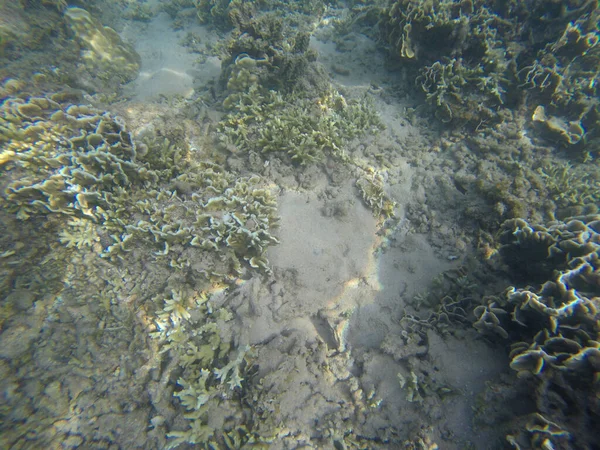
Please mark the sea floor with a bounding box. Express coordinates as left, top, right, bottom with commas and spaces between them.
1, 3, 542, 449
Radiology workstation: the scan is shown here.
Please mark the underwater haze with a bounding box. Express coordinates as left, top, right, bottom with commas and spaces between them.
1, 0, 599, 448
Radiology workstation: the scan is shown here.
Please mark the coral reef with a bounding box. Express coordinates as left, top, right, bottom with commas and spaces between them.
209, 1, 387, 171
1, 92, 153, 220
0, 87, 280, 276
475, 215, 600, 449
378, 0, 514, 127
373, 0, 600, 149
522, 18, 600, 159
150, 289, 256, 448
0, 83, 281, 447
220, 6, 319, 92
537, 160, 600, 218
218, 57, 383, 166
8, 1, 600, 449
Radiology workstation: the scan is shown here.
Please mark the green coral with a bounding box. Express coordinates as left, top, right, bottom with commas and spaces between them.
537, 160, 600, 216
151, 289, 253, 449
218, 57, 383, 165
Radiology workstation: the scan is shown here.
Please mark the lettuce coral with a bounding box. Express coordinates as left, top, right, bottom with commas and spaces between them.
480, 214, 600, 449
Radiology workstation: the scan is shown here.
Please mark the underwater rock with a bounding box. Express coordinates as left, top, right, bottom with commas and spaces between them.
64, 7, 141, 85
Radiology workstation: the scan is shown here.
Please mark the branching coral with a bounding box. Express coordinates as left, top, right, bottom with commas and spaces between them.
151, 289, 253, 449
218, 56, 383, 165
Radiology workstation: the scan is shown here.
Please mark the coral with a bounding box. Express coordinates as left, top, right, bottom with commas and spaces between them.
1, 4, 140, 99
218, 59, 383, 166
0, 1, 66, 63
397, 370, 424, 403
537, 160, 600, 217
498, 216, 599, 282
64, 7, 141, 85
356, 168, 396, 218
221, 6, 318, 92
473, 302, 509, 339
151, 289, 253, 449
0, 2, 32, 56
416, 57, 507, 126
480, 214, 600, 449
518, 17, 600, 157
471, 160, 545, 223
378, 0, 513, 128
123, 3, 156, 22
1, 90, 280, 277
213, 1, 383, 170
58, 218, 100, 250
1, 93, 155, 221
380, 0, 489, 63
506, 413, 571, 450
373, 0, 599, 138
403, 427, 439, 450
214, 345, 250, 390
195, 0, 237, 29
531, 105, 585, 145
194, 0, 326, 34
